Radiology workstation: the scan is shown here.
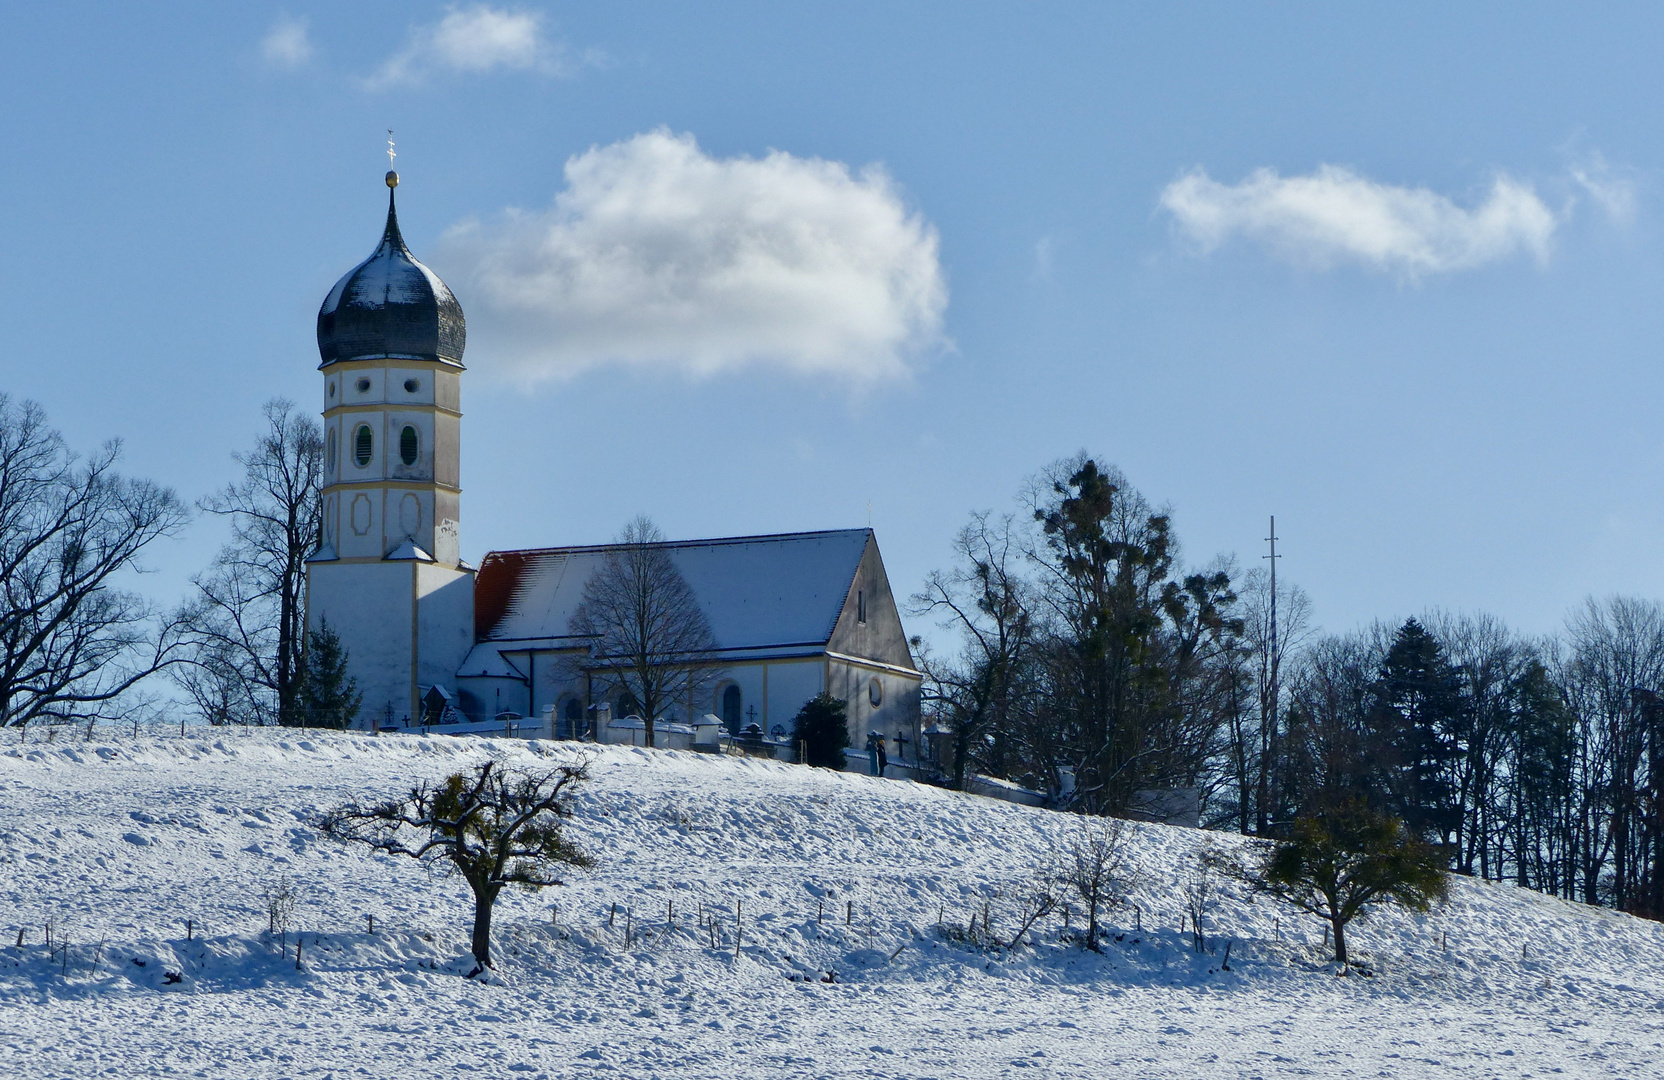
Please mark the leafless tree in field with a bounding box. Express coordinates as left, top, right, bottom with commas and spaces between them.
1058, 817, 1131, 951
320, 757, 593, 975
572, 516, 719, 748
180, 400, 322, 725
0, 395, 191, 729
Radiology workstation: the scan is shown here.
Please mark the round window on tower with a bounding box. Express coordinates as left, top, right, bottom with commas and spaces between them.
400, 425, 419, 466
355, 377, 371, 393
354, 424, 373, 467
404, 378, 420, 393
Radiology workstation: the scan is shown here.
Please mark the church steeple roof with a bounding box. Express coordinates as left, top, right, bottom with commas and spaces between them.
316, 172, 466, 369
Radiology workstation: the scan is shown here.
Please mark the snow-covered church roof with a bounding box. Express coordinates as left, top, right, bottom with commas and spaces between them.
471, 528, 875, 658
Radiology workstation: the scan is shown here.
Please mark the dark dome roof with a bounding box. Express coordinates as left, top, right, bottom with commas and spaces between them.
316, 188, 465, 368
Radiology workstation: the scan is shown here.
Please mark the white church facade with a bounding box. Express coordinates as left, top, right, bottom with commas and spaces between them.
304, 172, 923, 766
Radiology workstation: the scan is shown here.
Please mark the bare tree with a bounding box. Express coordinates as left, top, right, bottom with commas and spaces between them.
320, 757, 593, 975
1231, 567, 1313, 835
1181, 846, 1222, 953
909, 511, 1038, 790
1058, 817, 1131, 951
182, 400, 322, 726
572, 516, 719, 748
0, 395, 190, 728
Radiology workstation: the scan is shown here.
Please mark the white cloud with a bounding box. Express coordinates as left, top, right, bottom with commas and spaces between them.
260, 14, 312, 69
1569, 153, 1638, 225
1160, 165, 1558, 276
439, 130, 948, 385
369, 5, 584, 88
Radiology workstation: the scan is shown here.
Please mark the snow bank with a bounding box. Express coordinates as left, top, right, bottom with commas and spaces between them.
0, 728, 1660, 1078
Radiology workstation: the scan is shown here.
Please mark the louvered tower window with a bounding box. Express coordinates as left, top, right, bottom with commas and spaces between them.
354, 425, 373, 467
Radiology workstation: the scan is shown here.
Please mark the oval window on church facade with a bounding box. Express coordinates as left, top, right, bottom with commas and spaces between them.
354, 425, 373, 468
400, 425, 419, 466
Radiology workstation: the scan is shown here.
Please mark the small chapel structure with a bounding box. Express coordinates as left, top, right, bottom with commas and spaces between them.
304, 172, 923, 768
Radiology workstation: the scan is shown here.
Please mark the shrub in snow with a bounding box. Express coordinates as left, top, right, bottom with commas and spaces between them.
1058, 818, 1131, 952
792, 693, 851, 769
320, 756, 593, 976
1241, 801, 1447, 967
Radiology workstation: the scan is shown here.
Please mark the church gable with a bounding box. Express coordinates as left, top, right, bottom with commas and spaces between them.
825, 533, 918, 672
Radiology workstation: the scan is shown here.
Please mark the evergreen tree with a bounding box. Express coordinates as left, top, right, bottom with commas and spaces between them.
792, 693, 851, 769
295, 621, 361, 729
1366, 619, 1464, 848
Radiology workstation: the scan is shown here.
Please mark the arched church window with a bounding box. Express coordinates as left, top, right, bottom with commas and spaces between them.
354, 425, 373, 467
721, 684, 742, 734
400, 426, 419, 466
326, 429, 336, 472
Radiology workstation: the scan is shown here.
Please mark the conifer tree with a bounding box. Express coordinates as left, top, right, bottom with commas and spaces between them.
1367, 619, 1465, 847
295, 621, 361, 729
792, 693, 852, 768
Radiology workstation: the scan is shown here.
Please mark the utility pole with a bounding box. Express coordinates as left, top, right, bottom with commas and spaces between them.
1258, 516, 1281, 836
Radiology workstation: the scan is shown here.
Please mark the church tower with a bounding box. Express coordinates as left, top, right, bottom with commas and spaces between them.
305, 169, 475, 728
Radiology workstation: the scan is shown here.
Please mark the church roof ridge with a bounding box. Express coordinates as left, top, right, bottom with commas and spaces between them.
481, 527, 872, 562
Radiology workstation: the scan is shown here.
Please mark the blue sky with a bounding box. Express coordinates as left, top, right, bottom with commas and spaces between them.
2, 3, 1662, 641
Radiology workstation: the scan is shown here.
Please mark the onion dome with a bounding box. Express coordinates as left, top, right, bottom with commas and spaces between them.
316, 172, 465, 368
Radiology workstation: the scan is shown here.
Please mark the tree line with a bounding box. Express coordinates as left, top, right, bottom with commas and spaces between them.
1, 394, 1657, 922
914, 452, 1664, 922
0, 395, 353, 733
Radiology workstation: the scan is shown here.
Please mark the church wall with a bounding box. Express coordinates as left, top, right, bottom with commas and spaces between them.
307, 560, 415, 728
385, 410, 435, 482
706, 664, 766, 732
433, 413, 461, 489
434, 370, 461, 414
826, 537, 919, 671
829, 657, 924, 768
764, 661, 823, 735
337, 488, 383, 559
415, 563, 475, 703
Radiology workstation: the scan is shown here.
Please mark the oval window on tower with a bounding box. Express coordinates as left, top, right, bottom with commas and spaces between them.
400, 425, 419, 466
354, 424, 373, 467
326, 429, 336, 472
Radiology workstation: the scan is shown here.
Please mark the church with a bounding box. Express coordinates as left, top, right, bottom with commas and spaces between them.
304, 170, 923, 769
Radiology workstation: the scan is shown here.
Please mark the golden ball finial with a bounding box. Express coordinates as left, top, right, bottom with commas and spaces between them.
386, 170, 400, 189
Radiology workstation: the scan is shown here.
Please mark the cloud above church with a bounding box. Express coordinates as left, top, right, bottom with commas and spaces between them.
367, 5, 591, 88
1160, 165, 1559, 277
440, 130, 949, 384
260, 15, 313, 70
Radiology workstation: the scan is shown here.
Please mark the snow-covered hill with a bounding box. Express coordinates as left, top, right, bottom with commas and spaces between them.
0, 729, 1660, 1078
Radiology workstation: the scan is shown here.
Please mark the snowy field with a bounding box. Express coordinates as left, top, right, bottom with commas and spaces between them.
0, 729, 1661, 1079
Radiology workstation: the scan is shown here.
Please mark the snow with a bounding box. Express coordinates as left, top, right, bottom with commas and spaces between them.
1, 728, 1660, 1078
